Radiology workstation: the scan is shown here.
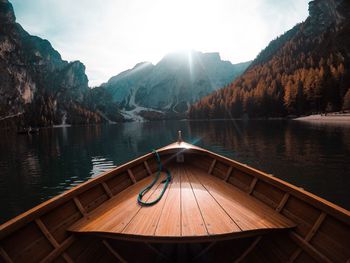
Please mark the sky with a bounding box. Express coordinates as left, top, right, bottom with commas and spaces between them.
11, 0, 310, 87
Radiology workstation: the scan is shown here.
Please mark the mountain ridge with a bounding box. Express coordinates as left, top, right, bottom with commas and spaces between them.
102, 50, 250, 119
189, 0, 350, 119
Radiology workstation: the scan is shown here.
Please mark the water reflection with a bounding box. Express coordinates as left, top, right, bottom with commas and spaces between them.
90, 156, 117, 178
0, 120, 349, 223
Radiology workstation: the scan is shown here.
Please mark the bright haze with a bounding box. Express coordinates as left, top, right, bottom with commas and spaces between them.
11, 0, 309, 87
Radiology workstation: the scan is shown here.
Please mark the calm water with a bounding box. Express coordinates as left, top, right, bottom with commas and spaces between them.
1, 120, 350, 223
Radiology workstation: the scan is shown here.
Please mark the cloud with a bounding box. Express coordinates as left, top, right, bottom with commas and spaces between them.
11, 0, 310, 86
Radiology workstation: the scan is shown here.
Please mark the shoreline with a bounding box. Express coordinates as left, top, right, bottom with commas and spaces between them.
294, 113, 350, 122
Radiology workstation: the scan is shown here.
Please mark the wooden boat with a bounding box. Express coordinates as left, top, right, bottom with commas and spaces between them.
0, 134, 349, 263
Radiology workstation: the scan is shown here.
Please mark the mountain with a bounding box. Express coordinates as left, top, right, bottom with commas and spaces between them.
102, 51, 250, 119
189, 0, 350, 119
0, 0, 122, 129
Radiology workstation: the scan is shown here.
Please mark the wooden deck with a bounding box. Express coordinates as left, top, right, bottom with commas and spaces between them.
69, 164, 295, 242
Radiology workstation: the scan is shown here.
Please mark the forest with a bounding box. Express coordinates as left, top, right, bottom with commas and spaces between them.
189, 21, 350, 119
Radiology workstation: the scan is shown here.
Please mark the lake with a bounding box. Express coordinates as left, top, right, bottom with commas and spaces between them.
1, 120, 350, 223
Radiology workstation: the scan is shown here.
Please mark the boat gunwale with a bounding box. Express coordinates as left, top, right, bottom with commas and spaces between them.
1, 142, 349, 240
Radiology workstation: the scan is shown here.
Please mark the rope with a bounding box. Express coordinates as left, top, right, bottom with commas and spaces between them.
137, 150, 171, 206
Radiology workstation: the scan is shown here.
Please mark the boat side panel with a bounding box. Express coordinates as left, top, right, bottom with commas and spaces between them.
130, 163, 149, 181
41, 200, 82, 243
309, 216, 350, 262
68, 237, 102, 262
241, 233, 315, 263
64, 235, 94, 260
78, 184, 109, 213
211, 161, 229, 180
1, 222, 54, 263
228, 169, 254, 192
266, 232, 299, 259
105, 172, 133, 195
294, 252, 318, 263
282, 196, 322, 238
146, 158, 158, 174
252, 180, 285, 209
52, 256, 66, 263
191, 154, 212, 172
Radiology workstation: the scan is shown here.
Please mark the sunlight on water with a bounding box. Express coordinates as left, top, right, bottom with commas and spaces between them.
90, 156, 117, 177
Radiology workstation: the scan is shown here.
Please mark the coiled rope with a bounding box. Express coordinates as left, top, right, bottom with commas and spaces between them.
137, 150, 171, 206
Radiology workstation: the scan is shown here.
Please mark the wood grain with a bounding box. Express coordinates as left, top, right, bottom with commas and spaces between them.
69, 174, 164, 234
155, 167, 181, 236
181, 168, 208, 237
193, 170, 295, 232
122, 172, 171, 236
186, 167, 240, 235
69, 165, 295, 240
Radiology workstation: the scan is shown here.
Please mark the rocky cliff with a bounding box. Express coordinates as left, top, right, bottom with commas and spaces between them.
0, 0, 118, 129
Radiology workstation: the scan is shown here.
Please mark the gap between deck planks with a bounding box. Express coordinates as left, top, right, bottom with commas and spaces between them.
69, 164, 294, 239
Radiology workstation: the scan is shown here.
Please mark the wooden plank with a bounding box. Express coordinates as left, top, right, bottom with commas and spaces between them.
193, 242, 216, 260
73, 197, 87, 217
288, 212, 327, 262
40, 236, 75, 263
62, 254, 74, 263
181, 168, 208, 237
123, 172, 172, 236
127, 169, 137, 184
102, 240, 127, 263
144, 242, 169, 261
288, 247, 302, 263
192, 241, 217, 261
155, 167, 181, 236
0, 246, 13, 263
305, 212, 326, 242
35, 219, 74, 263
224, 166, 233, 182
234, 236, 262, 263
187, 168, 239, 235
69, 175, 162, 234
101, 182, 113, 198
208, 159, 216, 174
144, 161, 152, 175
248, 177, 258, 195
194, 170, 295, 232
276, 193, 290, 213
35, 218, 60, 247
289, 232, 332, 263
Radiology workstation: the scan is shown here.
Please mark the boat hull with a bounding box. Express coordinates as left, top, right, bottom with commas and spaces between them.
0, 142, 349, 263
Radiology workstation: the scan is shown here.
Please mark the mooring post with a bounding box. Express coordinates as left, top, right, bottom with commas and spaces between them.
177, 130, 182, 144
